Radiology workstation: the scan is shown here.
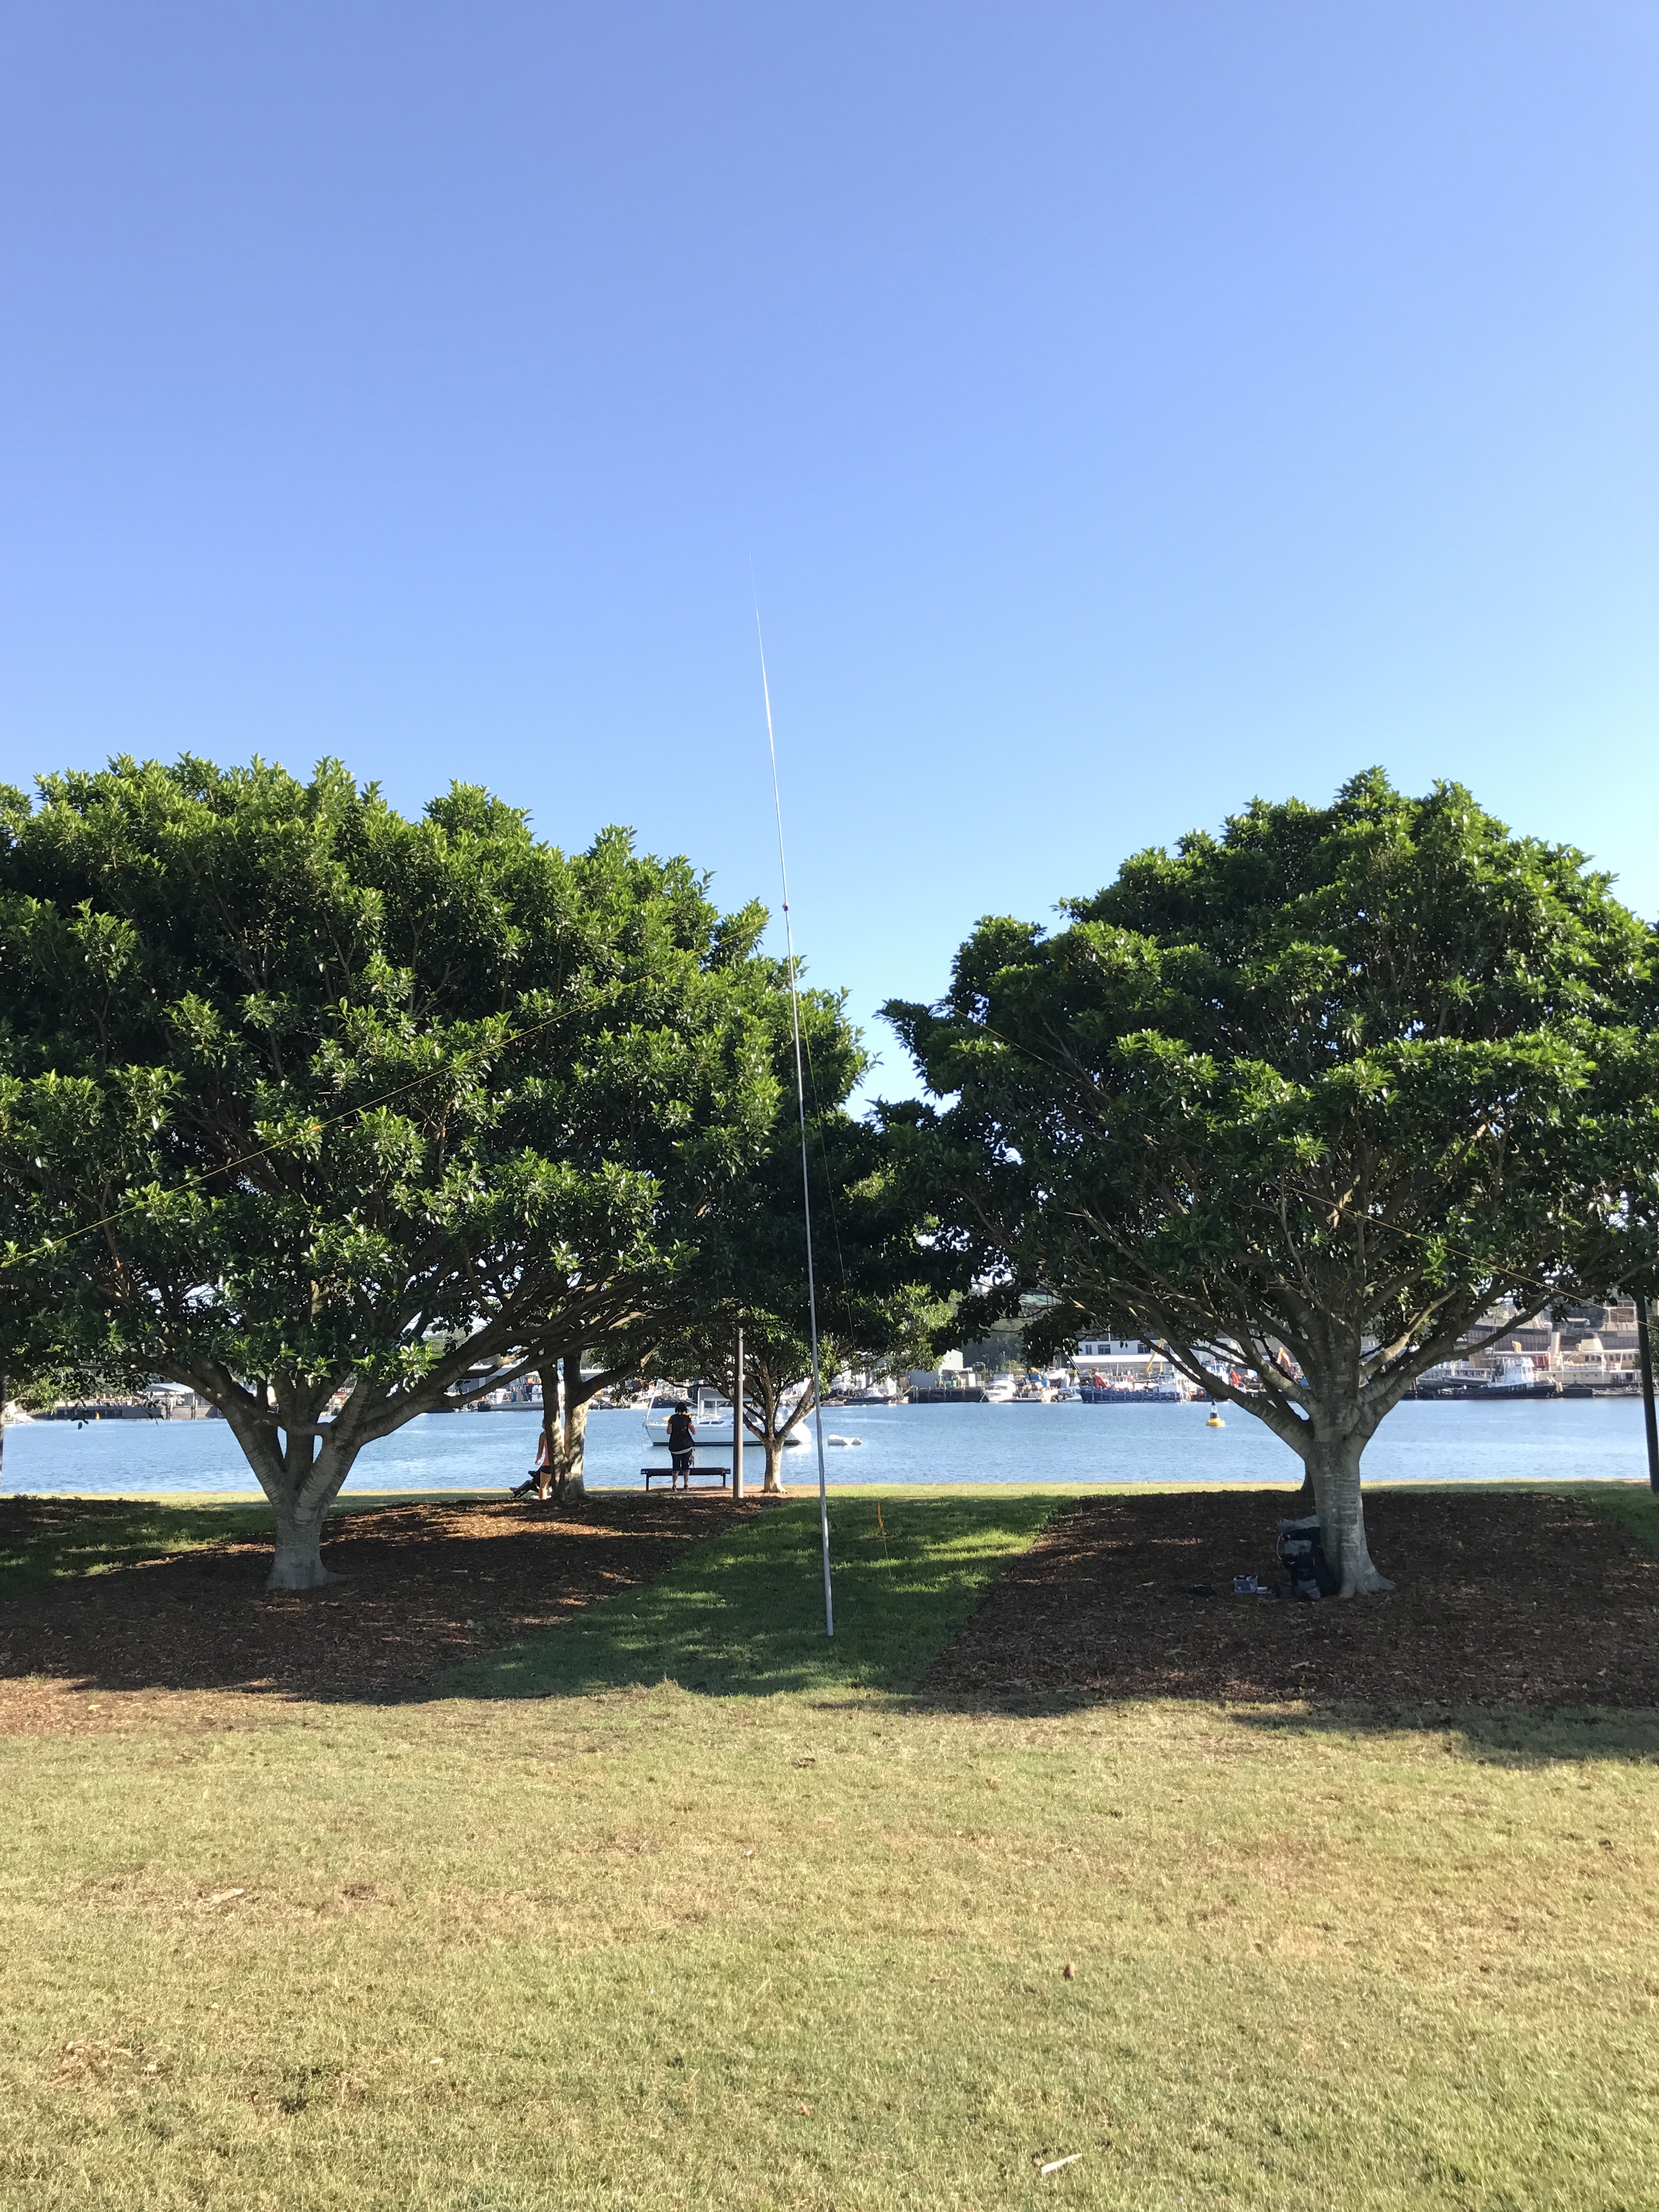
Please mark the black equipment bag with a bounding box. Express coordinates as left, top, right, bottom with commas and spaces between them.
1276, 1514, 1340, 1599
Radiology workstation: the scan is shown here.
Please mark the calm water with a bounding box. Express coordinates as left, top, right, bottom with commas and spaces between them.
1, 1396, 1650, 1496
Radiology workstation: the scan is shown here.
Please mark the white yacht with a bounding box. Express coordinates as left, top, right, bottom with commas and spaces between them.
642, 1384, 808, 1449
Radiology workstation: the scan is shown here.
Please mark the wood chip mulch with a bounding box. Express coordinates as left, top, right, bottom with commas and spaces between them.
923, 1489, 1659, 1711
0, 1492, 759, 1733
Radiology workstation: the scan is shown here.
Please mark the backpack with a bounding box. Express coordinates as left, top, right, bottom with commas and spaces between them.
1276, 1515, 1340, 1600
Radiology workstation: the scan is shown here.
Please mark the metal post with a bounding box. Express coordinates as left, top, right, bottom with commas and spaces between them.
1638, 1296, 1659, 1495
732, 1323, 744, 1501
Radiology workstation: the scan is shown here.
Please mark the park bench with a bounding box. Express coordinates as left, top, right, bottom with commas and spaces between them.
641, 1463, 730, 1492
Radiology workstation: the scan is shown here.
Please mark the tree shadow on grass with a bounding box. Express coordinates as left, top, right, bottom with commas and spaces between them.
0, 1492, 1065, 1713
436, 1483, 1659, 1771
1221, 1702, 1659, 1768
0, 1492, 765, 1708
436, 1495, 1063, 1703
13, 1488, 1659, 1774
0, 1496, 276, 1594
906, 1488, 1659, 1765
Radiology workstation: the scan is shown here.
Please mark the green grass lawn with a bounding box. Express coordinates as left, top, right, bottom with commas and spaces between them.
2, 1488, 1658, 2209
453, 1489, 1061, 1700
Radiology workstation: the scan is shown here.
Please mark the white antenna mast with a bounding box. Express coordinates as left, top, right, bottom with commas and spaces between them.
755, 609, 834, 1639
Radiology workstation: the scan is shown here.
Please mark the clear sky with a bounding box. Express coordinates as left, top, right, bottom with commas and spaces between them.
2, 3, 1654, 1101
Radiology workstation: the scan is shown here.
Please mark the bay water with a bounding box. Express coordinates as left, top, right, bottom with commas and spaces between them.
2, 1395, 1650, 1496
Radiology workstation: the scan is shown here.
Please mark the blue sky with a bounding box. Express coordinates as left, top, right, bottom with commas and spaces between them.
1, 3, 1654, 1101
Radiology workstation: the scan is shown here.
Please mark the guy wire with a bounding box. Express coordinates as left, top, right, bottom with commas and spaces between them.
755, 606, 834, 1639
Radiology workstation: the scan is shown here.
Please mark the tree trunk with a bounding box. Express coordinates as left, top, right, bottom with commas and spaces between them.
557, 1365, 589, 1501
535, 1367, 558, 1499
1302, 1421, 1391, 1597
263, 1427, 362, 1591
761, 1429, 786, 1492
269, 1488, 334, 1591
187, 1350, 543, 1585
219, 1394, 356, 1592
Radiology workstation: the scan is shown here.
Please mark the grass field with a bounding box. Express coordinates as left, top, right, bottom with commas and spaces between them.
3, 1488, 1658, 2209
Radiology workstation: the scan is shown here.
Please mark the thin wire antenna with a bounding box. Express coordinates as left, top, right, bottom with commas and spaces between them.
755, 606, 834, 1639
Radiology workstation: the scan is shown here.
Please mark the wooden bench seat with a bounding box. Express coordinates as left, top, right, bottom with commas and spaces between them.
641, 1463, 730, 1491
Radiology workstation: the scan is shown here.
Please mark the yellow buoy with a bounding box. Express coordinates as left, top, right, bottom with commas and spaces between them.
1205, 1410, 1224, 1428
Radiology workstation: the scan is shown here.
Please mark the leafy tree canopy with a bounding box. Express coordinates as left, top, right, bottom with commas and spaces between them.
884, 771, 1658, 1592
0, 755, 781, 1583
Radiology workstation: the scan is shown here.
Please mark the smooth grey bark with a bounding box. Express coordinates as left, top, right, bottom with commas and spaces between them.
221, 1393, 356, 1593
556, 1376, 590, 1501
534, 1367, 558, 1499
741, 1373, 789, 1492
165, 1329, 541, 1584
268, 1485, 336, 1592
747, 1381, 812, 1494
1296, 1414, 1391, 1597
760, 1429, 786, 1492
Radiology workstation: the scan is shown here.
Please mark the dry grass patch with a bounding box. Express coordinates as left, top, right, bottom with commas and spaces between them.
1, 1491, 1657, 2209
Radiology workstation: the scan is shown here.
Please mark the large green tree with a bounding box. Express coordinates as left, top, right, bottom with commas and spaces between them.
885, 773, 1657, 1594
0, 757, 779, 1585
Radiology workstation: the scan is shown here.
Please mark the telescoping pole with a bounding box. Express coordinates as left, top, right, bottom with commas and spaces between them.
733, 1323, 745, 1502
755, 608, 833, 1637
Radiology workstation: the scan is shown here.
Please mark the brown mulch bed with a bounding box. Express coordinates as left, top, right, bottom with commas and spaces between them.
0, 1493, 758, 1731
924, 1490, 1659, 1710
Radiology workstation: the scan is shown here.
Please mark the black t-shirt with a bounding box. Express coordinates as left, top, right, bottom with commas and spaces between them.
667, 1413, 695, 1453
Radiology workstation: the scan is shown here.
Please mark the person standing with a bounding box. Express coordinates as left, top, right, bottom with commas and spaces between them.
666, 1400, 696, 1488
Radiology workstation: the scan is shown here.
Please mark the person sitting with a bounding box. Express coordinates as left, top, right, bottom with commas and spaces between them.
666, 1401, 696, 1488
